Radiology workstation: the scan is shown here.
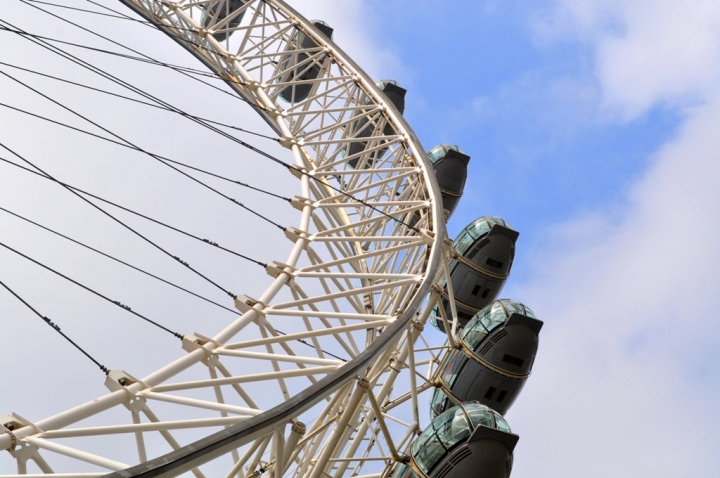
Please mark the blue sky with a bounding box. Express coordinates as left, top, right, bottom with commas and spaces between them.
330, 1, 720, 476
1, 1, 720, 476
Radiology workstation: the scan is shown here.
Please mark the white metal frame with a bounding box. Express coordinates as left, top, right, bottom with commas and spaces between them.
0, 1, 461, 476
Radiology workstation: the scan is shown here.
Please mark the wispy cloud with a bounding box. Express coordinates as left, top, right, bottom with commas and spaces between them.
509, 1, 720, 475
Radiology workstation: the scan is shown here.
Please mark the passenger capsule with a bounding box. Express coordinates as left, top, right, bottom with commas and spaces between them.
432, 217, 518, 333
386, 403, 517, 478
430, 299, 542, 417
427, 144, 470, 220
201, 0, 247, 41
277, 21, 334, 103
346, 80, 407, 169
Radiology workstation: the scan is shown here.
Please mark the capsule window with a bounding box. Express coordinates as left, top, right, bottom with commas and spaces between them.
481, 288, 491, 299
485, 258, 503, 268
502, 354, 524, 367
471, 285, 481, 296
496, 390, 507, 403
484, 386, 496, 399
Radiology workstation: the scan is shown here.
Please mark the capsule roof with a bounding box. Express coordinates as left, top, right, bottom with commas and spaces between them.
426, 144, 466, 165
378, 79, 402, 90
364, 79, 406, 106
452, 216, 512, 256
411, 403, 510, 475
460, 299, 536, 350
309, 20, 334, 39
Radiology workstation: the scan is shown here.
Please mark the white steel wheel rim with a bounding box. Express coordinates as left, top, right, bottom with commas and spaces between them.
1, 1, 448, 477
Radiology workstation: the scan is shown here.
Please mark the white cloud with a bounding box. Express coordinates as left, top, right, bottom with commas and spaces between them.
509, 2, 720, 476
538, 0, 720, 119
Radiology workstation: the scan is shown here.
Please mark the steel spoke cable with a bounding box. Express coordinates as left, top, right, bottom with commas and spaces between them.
0, 21, 257, 118
14, 0, 267, 113
27, 0, 160, 23
0, 97, 289, 201
0, 241, 184, 339
0, 205, 240, 316
2, 11, 423, 232
0, 155, 265, 267
0, 16, 278, 152
34, 0, 214, 37
0, 205, 348, 361
0, 142, 248, 300
0, 278, 111, 374
0, 60, 277, 140
0, 68, 287, 232
0, 25, 223, 79
0, 18, 286, 184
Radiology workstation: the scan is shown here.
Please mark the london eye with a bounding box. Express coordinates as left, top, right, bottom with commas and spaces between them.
0, 2, 541, 477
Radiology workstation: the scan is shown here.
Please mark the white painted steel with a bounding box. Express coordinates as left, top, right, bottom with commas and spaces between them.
0, 1, 458, 476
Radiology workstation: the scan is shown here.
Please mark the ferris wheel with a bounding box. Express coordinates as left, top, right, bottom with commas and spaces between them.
0, 1, 541, 477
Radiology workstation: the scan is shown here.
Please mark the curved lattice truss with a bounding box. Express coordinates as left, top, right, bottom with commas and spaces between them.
0, 1, 457, 477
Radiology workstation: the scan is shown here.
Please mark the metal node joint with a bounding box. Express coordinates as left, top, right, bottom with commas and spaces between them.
290, 196, 315, 211
266, 261, 296, 281
278, 136, 297, 148
105, 370, 144, 393
181, 333, 221, 354
284, 227, 311, 243
235, 295, 267, 317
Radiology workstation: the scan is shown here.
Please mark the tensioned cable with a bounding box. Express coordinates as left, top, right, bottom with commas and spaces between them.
0, 205, 239, 315
0, 25, 227, 80
35, 0, 229, 42
0, 156, 264, 266
0, 98, 290, 202
0, 142, 247, 299
0, 278, 111, 374
16, 0, 268, 114
0, 206, 348, 362
2, 11, 423, 232
0, 242, 184, 339
0, 16, 278, 155
0, 60, 278, 141
0, 68, 287, 231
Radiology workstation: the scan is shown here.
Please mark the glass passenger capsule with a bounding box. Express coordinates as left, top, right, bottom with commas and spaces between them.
386, 403, 517, 478
431, 217, 518, 333
277, 20, 334, 103
201, 0, 247, 41
426, 144, 470, 220
346, 79, 407, 169
430, 299, 542, 417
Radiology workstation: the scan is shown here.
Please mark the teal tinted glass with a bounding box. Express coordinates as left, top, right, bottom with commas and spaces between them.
499, 298, 536, 319
466, 406, 495, 429
453, 230, 476, 255
430, 387, 450, 419
426, 144, 465, 165
412, 427, 445, 474
461, 301, 507, 349
412, 406, 471, 474
364, 80, 402, 104
453, 217, 512, 252
462, 403, 513, 433
440, 349, 468, 387
494, 414, 511, 433
434, 407, 471, 449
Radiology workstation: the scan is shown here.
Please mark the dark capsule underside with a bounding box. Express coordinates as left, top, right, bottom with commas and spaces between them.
278, 21, 334, 103
433, 221, 518, 333
432, 303, 542, 416
346, 82, 407, 169
202, 0, 247, 41
429, 145, 470, 220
